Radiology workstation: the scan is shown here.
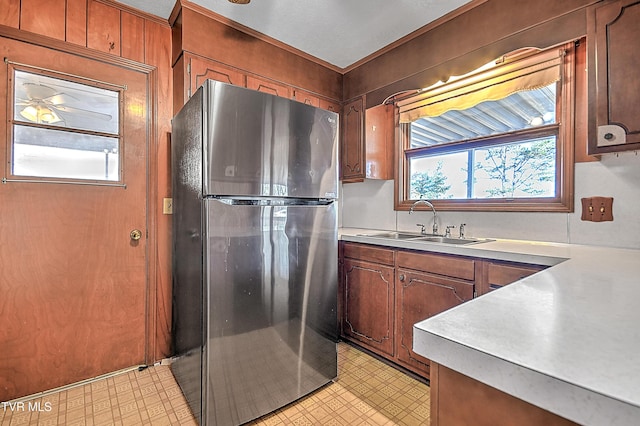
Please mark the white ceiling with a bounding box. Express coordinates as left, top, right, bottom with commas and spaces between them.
114, 0, 472, 69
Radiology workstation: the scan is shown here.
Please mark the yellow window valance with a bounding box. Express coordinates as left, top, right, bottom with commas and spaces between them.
397, 47, 565, 123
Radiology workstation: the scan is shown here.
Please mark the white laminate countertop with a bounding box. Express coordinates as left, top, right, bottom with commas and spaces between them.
340, 228, 640, 426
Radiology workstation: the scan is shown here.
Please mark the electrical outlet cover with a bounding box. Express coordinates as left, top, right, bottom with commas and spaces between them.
580, 197, 613, 222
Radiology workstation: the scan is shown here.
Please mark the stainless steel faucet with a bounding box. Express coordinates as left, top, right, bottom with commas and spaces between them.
445, 225, 456, 238
409, 199, 438, 235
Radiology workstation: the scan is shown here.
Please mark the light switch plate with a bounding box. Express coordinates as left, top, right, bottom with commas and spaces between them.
163, 198, 173, 215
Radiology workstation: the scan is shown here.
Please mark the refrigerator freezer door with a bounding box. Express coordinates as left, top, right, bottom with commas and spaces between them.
203, 198, 338, 425
202, 81, 339, 199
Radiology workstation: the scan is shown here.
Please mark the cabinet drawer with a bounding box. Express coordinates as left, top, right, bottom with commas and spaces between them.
486, 262, 546, 290
396, 250, 475, 281
343, 242, 394, 266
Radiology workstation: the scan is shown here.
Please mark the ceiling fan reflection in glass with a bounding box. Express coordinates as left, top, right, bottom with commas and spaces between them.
14, 70, 120, 135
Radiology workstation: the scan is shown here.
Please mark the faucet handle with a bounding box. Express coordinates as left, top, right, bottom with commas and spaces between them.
416, 223, 426, 234
444, 225, 456, 238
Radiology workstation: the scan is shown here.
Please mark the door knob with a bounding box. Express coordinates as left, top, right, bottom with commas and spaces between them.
130, 229, 142, 241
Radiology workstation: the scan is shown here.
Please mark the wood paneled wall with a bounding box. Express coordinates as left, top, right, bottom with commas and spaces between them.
342, 0, 598, 162
0, 0, 174, 362
344, 0, 600, 107
174, 2, 342, 102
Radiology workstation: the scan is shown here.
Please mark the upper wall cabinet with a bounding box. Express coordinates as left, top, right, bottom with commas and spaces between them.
319, 99, 341, 114
189, 54, 246, 92
341, 97, 395, 182
341, 97, 365, 181
246, 75, 291, 99
293, 88, 320, 107
365, 104, 394, 180
588, 0, 640, 154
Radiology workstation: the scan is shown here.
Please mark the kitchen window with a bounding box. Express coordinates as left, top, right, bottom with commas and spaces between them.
6, 64, 123, 185
394, 42, 577, 212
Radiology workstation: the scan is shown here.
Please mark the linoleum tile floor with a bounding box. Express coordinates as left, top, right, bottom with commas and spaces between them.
1, 342, 430, 426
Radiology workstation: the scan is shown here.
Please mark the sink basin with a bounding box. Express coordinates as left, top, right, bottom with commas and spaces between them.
415, 236, 488, 245
367, 232, 424, 240
362, 232, 491, 245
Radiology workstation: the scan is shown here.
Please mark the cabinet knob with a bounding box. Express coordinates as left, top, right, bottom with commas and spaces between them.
604, 132, 614, 140
399, 274, 405, 282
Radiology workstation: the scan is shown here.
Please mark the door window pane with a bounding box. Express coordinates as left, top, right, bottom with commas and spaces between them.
10, 68, 122, 183
12, 126, 120, 181
14, 70, 119, 135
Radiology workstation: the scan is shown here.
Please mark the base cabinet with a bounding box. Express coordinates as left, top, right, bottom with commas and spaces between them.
342, 244, 395, 357
343, 258, 395, 356
396, 269, 473, 376
430, 363, 578, 426
478, 260, 546, 295
340, 242, 547, 379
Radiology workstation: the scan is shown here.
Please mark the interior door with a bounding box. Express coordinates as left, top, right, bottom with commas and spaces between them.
0, 37, 149, 400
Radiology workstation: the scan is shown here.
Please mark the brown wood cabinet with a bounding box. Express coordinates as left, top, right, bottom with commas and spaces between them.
478, 260, 547, 295
292, 88, 320, 107
337, 241, 345, 336
173, 53, 247, 111
365, 103, 394, 180
395, 250, 475, 376
246, 74, 291, 99
189, 54, 245, 93
341, 97, 395, 182
340, 242, 549, 379
319, 98, 341, 114
588, 0, 640, 154
430, 363, 579, 426
341, 97, 366, 181
396, 269, 474, 376
342, 244, 395, 357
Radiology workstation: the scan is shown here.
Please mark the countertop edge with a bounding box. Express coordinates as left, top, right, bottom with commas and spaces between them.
413, 324, 640, 426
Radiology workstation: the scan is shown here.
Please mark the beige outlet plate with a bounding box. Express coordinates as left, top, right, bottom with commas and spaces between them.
163, 198, 173, 214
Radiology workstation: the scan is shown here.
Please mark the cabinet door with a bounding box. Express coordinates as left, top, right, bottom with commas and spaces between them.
292, 88, 320, 107
365, 104, 394, 180
319, 98, 341, 114
396, 269, 473, 376
188, 54, 245, 96
341, 97, 365, 181
343, 258, 395, 356
246, 75, 291, 98
588, 0, 640, 153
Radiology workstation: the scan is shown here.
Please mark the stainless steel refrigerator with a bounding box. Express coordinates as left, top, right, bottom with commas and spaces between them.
171, 80, 339, 425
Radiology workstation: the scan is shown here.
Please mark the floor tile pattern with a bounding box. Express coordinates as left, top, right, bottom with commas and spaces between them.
1, 342, 430, 425
249, 343, 430, 426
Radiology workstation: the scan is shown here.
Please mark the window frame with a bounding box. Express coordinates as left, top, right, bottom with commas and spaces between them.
394, 42, 577, 213
6, 62, 125, 186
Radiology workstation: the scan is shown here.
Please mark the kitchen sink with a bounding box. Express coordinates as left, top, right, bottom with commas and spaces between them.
415, 236, 488, 245
366, 232, 425, 239
362, 232, 492, 245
